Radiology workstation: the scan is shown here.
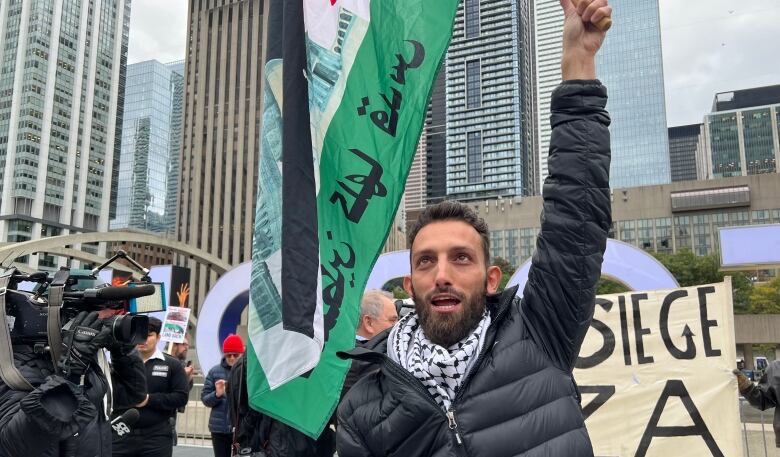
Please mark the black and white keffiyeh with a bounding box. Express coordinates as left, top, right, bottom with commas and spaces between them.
388, 309, 491, 411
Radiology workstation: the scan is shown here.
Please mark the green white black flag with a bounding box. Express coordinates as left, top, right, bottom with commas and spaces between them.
248, 0, 459, 437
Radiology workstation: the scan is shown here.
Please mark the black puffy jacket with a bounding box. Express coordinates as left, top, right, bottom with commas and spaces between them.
741, 360, 780, 447
227, 355, 335, 457
0, 345, 147, 457
337, 80, 611, 457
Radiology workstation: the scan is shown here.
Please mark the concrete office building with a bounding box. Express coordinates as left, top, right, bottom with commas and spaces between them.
0, 0, 131, 270
176, 0, 264, 311
535, 0, 670, 190
478, 173, 780, 268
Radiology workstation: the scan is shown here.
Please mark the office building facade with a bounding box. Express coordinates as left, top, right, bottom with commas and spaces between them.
535, 0, 671, 190
0, 0, 131, 269
111, 60, 183, 235
425, 67, 448, 205
668, 124, 702, 182
177, 0, 264, 311
479, 173, 780, 267
699, 86, 780, 180
445, 0, 537, 201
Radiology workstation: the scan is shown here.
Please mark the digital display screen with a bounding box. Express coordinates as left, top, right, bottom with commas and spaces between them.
128, 282, 167, 314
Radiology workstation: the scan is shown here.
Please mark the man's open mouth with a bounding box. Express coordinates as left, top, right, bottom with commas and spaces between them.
430, 294, 462, 313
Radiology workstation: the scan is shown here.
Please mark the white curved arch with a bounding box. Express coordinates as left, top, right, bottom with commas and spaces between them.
507, 239, 679, 294
0, 231, 231, 274
196, 261, 251, 373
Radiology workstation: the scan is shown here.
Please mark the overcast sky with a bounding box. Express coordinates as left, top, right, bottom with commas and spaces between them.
127, 0, 780, 128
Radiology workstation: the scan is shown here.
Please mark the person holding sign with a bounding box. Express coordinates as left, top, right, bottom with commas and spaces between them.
336, 0, 612, 455
735, 364, 780, 448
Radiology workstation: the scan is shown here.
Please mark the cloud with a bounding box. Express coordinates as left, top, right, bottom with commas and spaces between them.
124, 0, 780, 128
127, 0, 188, 64
660, 0, 780, 126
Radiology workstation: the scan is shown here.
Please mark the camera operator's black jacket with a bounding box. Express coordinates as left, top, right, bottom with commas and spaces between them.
0, 346, 147, 457
741, 360, 780, 447
337, 81, 611, 457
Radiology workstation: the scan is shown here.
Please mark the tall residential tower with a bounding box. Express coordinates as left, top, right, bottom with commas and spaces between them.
445, 0, 537, 201
0, 0, 131, 269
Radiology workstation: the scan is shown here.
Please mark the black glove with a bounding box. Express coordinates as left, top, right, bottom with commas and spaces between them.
101, 316, 136, 355
59, 311, 113, 379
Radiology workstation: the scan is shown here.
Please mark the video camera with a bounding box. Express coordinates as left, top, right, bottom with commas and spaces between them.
3, 268, 154, 346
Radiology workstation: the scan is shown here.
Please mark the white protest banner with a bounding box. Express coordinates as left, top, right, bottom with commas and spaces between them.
576, 279, 741, 457
160, 306, 191, 343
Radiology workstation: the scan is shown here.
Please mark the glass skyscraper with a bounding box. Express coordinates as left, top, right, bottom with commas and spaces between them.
535, 0, 671, 190
0, 0, 131, 269
445, 0, 537, 201
111, 60, 184, 235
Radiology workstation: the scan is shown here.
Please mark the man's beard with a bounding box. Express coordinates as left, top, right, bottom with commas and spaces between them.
411, 282, 487, 348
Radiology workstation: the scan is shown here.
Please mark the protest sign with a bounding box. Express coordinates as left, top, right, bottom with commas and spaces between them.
577, 279, 741, 457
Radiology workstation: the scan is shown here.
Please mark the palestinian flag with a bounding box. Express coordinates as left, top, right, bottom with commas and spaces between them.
247, 0, 459, 437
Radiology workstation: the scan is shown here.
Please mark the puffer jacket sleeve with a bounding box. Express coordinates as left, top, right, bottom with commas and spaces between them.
336, 406, 373, 457
521, 80, 611, 371
0, 375, 97, 456
202, 365, 221, 408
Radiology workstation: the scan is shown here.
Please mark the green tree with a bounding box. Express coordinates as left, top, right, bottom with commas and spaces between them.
492, 257, 515, 292
748, 276, 780, 314
391, 286, 410, 300
597, 278, 630, 295
652, 250, 754, 313
382, 277, 404, 293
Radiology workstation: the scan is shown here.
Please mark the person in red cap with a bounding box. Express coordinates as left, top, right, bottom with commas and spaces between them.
202, 333, 245, 457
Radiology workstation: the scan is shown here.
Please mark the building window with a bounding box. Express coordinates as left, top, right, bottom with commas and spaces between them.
637, 219, 654, 251
743, 109, 776, 175
674, 216, 691, 251
729, 211, 749, 226
619, 220, 636, 245
519, 228, 538, 263
772, 209, 780, 223
752, 210, 771, 224
655, 218, 672, 253
465, 0, 479, 39
506, 230, 518, 268
692, 214, 711, 256
490, 230, 503, 261
467, 131, 482, 183
466, 59, 481, 109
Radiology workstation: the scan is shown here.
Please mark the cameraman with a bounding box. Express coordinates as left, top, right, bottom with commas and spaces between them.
0, 310, 147, 456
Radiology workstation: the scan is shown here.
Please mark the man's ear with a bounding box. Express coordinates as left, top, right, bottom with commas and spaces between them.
361, 314, 373, 334
403, 275, 413, 296
486, 265, 502, 294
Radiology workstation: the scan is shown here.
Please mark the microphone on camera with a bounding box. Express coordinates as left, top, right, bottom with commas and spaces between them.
62, 284, 156, 301
111, 408, 140, 439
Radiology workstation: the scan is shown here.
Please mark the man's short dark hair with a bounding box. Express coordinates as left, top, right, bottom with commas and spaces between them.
407, 200, 490, 264
148, 316, 163, 335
